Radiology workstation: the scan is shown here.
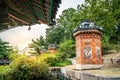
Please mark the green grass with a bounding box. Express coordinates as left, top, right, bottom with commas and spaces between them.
54, 61, 72, 67
0, 66, 9, 75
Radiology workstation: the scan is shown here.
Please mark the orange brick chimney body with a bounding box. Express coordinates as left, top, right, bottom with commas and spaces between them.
73, 21, 103, 65
48, 44, 57, 54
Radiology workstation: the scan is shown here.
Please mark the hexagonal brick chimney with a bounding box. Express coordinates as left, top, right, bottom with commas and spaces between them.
73, 20, 103, 69
48, 44, 58, 54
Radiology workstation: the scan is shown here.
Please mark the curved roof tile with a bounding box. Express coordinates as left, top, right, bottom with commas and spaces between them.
73, 20, 103, 33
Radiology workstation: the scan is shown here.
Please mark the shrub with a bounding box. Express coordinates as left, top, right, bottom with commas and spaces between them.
8, 51, 18, 61
37, 52, 72, 67
0, 66, 9, 75
114, 41, 120, 52
38, 53, 59, 66
102, 43, 114, 55
102, 42, 120, 55
7, 55, 49, 80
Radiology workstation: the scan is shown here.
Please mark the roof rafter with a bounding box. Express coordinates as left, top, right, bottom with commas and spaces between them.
0, 0, 61, 30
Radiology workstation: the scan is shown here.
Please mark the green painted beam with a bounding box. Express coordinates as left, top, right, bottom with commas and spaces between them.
8, 7, 32, 24
0, 0, 61, 30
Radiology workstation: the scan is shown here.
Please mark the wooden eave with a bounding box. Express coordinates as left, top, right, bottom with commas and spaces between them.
0, 0, 61, 31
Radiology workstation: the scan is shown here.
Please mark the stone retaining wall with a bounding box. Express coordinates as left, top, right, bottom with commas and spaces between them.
103, 58, 120, 67
61, 68, 120, 80
49, 67, 120, 80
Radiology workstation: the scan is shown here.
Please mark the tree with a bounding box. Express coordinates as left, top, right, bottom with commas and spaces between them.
45, 8, 78, 45
58, 40, 75, 60
0, 39, 13, 62
57, 8, 78, 40
45, 0, 120, 55
45, 25, 64, 44
109, 0, 120, 44
80, 0, 120, 44
29, 36, 45, 55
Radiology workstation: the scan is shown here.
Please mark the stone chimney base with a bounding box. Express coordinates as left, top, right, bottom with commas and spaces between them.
75, 64, 102, 70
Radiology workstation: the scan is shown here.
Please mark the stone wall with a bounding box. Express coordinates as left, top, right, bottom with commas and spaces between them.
62, 68, 120, 80
49, 67, 120, 80
71, 58, 120, 68
103, 58, 120, 67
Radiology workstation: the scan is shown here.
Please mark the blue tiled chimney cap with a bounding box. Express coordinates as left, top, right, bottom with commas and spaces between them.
73, 20, 103, 33
48, 44, 58, 49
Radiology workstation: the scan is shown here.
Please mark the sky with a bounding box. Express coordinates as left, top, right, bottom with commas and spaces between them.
0, 0, 84, 50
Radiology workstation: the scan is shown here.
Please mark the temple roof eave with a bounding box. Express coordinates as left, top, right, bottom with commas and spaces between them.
0, 0, 61, 30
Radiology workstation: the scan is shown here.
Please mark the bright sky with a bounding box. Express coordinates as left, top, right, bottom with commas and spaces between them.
0, 0, 84, 50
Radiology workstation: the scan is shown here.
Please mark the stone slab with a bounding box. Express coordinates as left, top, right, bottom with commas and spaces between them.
75, 64, 103, 70
103, 58, 120, 67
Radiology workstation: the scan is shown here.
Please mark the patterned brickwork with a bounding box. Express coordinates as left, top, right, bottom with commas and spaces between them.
74, 30, 102, 64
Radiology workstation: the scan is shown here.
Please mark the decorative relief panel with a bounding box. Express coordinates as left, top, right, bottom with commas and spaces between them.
84, 46, 92, 59
96, 47, 101, 59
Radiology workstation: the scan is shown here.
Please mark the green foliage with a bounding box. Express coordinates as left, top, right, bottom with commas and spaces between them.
114, 42, 120, 52
57, 8, 77, 40
79, 0, 120, 46
29, 36, 46, 55
45, 0, 120, 55
8, 48, 18, 61
45, 26, 65, 44
38, 52, 71, 67
45, 8, 78, 45
0, 39, 13, 60
0, 66, 9, 75
58, 40, 75, 59
7, 55, 49, 80
38, 52, 59, 66
102, 43, 114, 55
0, 66, 7, 80
54, 60, 71, 67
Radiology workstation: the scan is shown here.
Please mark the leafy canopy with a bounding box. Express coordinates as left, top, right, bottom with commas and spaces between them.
0, 39, 13, 59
